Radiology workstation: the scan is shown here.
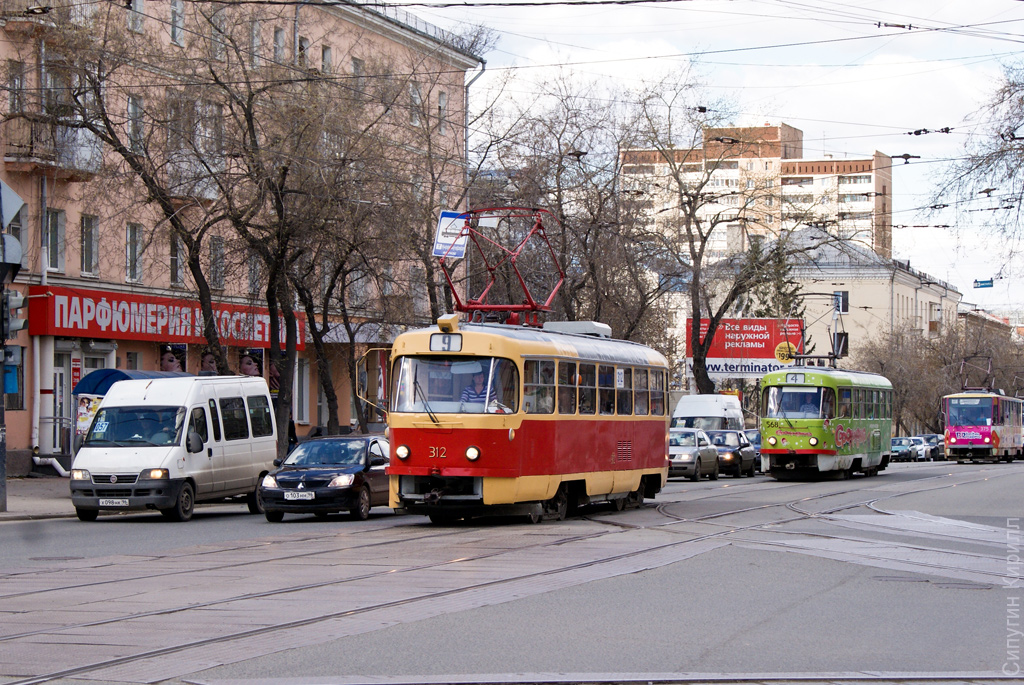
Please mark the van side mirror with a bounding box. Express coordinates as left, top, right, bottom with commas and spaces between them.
186, 431, 204, 454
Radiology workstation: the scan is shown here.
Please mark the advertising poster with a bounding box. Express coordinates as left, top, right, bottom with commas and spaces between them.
686, 318, 804, 380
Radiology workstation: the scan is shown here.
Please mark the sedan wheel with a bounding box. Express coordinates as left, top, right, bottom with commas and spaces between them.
689, 460, 701, 482
350, 486, 372, 521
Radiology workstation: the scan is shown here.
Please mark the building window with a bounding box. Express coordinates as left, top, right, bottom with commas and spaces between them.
351, 57, 364, 89
81, 214, 98, 275
6, 207, 25, 268
128, 95, 144, 153
249, 20, 261, 68
248, 252, 261, 294
321, 45, 332, 73
8, 60, 23, 113
437, 90, 447, 135
210, 236, 224, 289
209, 8, 226, 61
126, 351, 140, 370
170, 235, 184, 285
409, 83, 422, 126
126, 223, 143, 282
297, 36, 309, 67
44, 209, 65, 272
273, 27, 285, 61
128, 0, 144, 32
295, 358, 309, 423
170, 0, 184, 45
833, 290, 849, 314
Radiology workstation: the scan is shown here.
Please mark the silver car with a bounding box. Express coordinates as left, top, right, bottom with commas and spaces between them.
669, 428, 719, 481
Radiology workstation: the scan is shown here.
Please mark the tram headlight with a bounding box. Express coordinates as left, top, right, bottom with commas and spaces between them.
809, 437, 819, 446
466, 446, 481, 461
949, 437, 956, 444
767, 436, 777, 446
984, 437, 991, 444
396, 445, 410, 460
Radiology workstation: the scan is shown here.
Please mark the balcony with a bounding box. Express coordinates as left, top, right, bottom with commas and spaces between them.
165, 153, 222, 203
3, 117, 101, 181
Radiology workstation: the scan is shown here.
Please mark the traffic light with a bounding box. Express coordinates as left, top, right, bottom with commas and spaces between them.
2, 289, 26, 340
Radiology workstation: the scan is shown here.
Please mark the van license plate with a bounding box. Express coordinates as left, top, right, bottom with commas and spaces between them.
284, 491, 314, 501
98, 498, 128, 507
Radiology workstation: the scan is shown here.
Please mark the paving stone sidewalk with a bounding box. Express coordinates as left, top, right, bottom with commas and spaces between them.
0, 475, 74, 521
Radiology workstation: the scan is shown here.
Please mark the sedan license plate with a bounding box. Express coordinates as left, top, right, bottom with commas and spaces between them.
98, 498, 129, 507
284, 491, 315, 501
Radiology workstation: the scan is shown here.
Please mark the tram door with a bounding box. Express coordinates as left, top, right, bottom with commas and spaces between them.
53, 353, 72, 454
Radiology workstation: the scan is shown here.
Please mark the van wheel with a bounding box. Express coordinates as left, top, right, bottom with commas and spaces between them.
350, 486, 371, 520
76, 508, 98, 522
161, 482, 194, 522
246, 488, 265, 515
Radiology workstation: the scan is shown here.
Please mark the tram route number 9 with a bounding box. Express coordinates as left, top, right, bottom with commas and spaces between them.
429, 446, 447, 459
430, 333, 462, 352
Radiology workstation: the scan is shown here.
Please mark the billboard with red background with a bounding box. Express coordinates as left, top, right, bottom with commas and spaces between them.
686, 318, 804, 380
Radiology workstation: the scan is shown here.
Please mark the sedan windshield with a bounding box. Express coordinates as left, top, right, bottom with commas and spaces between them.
284, 440, 367, 466
707, 431, 740, 447
669, 432, 696, 447
391, 356, 520, 415
84, 406, 185, 447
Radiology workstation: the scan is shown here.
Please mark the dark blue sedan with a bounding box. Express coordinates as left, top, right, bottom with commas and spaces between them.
259, 435, 390, 522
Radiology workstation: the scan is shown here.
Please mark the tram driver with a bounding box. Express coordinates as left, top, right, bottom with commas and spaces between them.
461, 370, 497, 407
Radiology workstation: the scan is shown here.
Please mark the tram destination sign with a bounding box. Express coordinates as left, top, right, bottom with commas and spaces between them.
685, 318, 804, 380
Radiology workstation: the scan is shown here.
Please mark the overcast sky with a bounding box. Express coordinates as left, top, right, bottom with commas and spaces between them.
411, 0, 1024, 314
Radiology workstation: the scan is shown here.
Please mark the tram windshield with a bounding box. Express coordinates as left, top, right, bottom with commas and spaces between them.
763, 386, 836, 420
946, 397, 993, 426
391, 356, 520, 415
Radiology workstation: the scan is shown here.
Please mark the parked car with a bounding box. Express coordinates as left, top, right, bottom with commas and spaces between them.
907, 436, 930, 461
259, 435, 390, 522
669, 428, 719, 481
890, 437, 913, 462
706, 429, 757, 478
916, 433, 944, 460
744, 429, 762, 472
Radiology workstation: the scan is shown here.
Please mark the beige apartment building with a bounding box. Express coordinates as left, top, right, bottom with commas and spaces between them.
790, 230, 961, 361
0, 0, 482, 466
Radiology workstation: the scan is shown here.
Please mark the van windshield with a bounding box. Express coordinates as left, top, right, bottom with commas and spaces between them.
671, 416, 725, 431
83, 406, 186, 447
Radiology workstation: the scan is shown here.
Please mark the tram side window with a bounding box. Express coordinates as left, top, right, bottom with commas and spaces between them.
650, 370, 666, 415
822, 387, 836, 419
852, 389, 861, 419
617, 367, 633, 415
634, 369, 649, 415
838, 388, 852, 418
599, 365, 615, 415
524, 360, 555, 414
578, 363, 596, 415
557, 361, 577, 414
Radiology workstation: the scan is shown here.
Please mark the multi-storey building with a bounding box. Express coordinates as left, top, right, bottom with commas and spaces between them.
0, 0, 482, 470
620, 122, 892, 258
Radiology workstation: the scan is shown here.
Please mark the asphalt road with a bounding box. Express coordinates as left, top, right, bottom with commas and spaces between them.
1, 460, 1021, 685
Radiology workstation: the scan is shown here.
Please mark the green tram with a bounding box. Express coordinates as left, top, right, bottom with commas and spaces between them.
759, 367, 894, 479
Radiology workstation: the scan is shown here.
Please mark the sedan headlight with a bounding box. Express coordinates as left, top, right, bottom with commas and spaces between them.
261, 474, 278, 488
396, 445, 410, 460
676, 454, 694, 462
722, 453, 734, 461
328, 474, 355, 488
140, 468, 169, 480
71, 469, 91, 481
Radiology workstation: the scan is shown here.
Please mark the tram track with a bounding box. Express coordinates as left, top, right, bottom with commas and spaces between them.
2, 464, 1016, 685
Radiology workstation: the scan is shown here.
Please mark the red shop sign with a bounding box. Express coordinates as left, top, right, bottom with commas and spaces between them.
28, 285, 306, 350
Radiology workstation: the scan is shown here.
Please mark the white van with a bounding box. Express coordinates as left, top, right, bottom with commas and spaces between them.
70, 376, 277, 522
671, 394, 744, 431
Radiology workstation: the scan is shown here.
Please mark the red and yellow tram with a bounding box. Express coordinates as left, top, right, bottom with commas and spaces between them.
386, 314, 670, 523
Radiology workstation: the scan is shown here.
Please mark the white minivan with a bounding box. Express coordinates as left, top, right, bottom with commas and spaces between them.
671, 394, 745, 431
70, 376, 278, 522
